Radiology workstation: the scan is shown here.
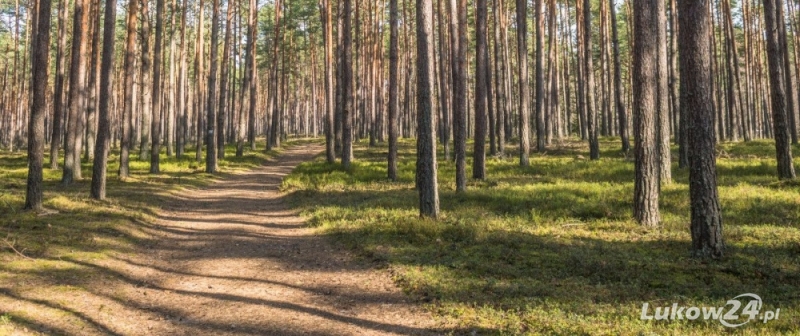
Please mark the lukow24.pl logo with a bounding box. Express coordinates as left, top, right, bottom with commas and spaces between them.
641, 293, 780, 328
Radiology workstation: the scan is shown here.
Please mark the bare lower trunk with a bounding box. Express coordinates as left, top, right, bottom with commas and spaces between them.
633, 0, 661, 227
416, 0, 440, 218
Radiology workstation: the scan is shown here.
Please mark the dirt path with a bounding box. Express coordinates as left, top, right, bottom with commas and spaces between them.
5, 145, 440, 335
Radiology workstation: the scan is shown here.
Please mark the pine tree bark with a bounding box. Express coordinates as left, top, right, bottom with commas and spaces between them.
26, 0, 52, 210
268, 0, 284, 150
454, 0, 468, 189
150, 0, 166, 173
763, 0, 797, 179
534, 0, 545, 152
516, 0, 530, 166
119, 0, 138, 177
49, 0, 68, 170
584, 0, 600, 159
388, 0, 399, 180
633, 0, 661, 227
416, 0, 440, 218
139, 0, 152, 160
342, 0, 354, 167
679, 0, 724, 259
62, 0, 90, 184
473, 0, 488, 179
206, 0, 220, 173
247, 0, 258, 151
777, 0, 798, 143
656, 0, 671, 183
217, 0, 235, 159
610, 0, 628, 152
194, 0, 204, 161
91, 0, 117, 200
321, 0, 335, 162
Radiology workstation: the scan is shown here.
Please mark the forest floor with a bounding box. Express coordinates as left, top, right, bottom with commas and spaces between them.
0, 141, 451, 335
283, 138, 800, 335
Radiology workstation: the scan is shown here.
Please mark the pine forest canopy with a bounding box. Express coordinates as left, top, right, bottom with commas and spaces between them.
5, 0, 800, 260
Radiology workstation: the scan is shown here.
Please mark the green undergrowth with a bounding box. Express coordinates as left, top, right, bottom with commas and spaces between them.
284, 138, 800, 335
0, 138, 314, 333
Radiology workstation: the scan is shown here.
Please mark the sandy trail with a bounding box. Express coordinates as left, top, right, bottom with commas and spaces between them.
3, 144, 439, 335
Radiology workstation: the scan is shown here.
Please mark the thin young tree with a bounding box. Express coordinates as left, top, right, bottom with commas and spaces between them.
388, 0, 399, 180
151, 0, 166, 173
90, 0, 117, 200
239, 0, 258, 156
534, 0, 545, 152
268, 0, 284, 150
206, 0, 221, 173
194, 0, 204, 161
119, 0, 138, 177
25, 0, 53, 210
516, 0, 530, 166
610, 0, 629, 152
416, 0, 440, 218
453, 0, 468, 191
473, 0, 488, 179
320, 0, 335, 163
633, 0, 661, 227
49, 0, 68, 170
247, 0, 258, 150
217, 0, 235, 159
678, 0, 724, 259
763, 0, 796, 179
341, 0, 354, 168
656, 0, 671, 183
140, 0, 153, 160
584, 0, 599, 159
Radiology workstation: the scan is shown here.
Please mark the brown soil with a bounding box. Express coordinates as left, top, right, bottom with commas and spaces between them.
2, 145, 442, 335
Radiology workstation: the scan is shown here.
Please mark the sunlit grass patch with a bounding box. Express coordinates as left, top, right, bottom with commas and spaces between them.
285, 138, 800, 335
0, 138, 313, 332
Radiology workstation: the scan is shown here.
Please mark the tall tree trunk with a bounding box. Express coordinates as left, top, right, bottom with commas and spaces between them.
342, 0, 354, 167
388, 0, 399, 180
26, 0, 52, 210
206, 0, 220, 172
437, 0, 451, 160
85, 0, 101, 162
194, 0, 204, 161
416, 0, 440, 218
516, 0, 530, 166
611, 0, 629, 152
91, 0, 117, 200
177, 0, 187, 158
120, 0, 139, 177
656, 0, 671, 183
151, 0, 166, 173
62, 0, 90, 184
679, 0, 724, 259
473, 0, 488, 179
268, 0, 284, 150
584, 0, 600, 159
49, 0, 68, 170
778, 0, 797, 143
763, 0, 796, 179
321, 0, 335, 162
534, 0, 545, 152
633, 0, 661, 227
247, 0, 258, 151
217, 0, 234, 159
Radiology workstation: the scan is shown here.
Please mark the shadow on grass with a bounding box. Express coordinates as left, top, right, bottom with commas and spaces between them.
283, 138, 800, 334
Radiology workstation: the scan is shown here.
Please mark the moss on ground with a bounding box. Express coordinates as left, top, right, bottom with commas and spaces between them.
284, 138, 800, 335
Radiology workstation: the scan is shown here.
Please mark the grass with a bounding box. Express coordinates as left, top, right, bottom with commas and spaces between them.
283, 137, 800, 335
0, 138, 312, 334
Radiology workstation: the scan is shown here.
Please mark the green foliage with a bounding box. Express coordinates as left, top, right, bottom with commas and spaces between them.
284, 138, 800, 335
